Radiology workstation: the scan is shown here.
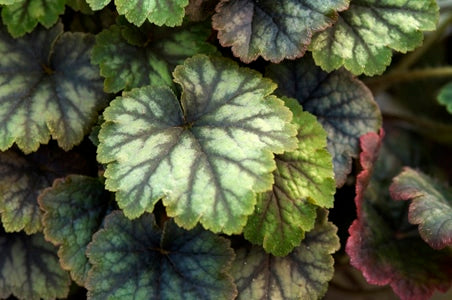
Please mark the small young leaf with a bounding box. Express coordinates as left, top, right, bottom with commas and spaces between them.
212, 0, 349, 63
1, 0, 66, 37
0, 22, 106, 153
97, 54, 297, 234
87, 0, 189, 26
390, 167, 452, 249
309, 0, 439, 75
266, 55, 381, 187
86, 211, 237, 299
243, 98, 335, 256
232, 209, 340, 300
438, 82, 452, 114
0, 230, 70, 300
92, 22, 216, 93
0, 146, 95, 234
66, 0, 94, 14
39, 175, 111, 286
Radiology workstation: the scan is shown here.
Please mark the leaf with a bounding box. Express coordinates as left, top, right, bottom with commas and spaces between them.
309, 0, 439, 75
86, 211, 237, 299
97, 54, 297, 234
39, 175, 111, 286
0, 145, 97, 234
438, 82, 452, 114
266, 55, 381, 187
390, 167, 452, 250
346, 134, 452, 300
243, 98, 335, 256
1, 0, 66, 37
212, 0, 349, 63
86, 0, 189, 26
66, 0, 94, 14
185, 0, 218, 22
92, 22, 216, 93
231, 209, 340, 300
0, 230, 70, 300
0, 22, 106, 153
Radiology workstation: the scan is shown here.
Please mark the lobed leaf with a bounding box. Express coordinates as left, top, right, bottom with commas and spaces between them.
0, 146, 95, 234
0, 22, 106, 153
92, 22, 216, 93
87, 0, 189, 26
243, 98, 335, 256
266, 55, 381, 187
212, 0, 349, 63
438, 82, 452, 114
232, 209, 340, 299
309, 0, 439, 75
86, 211, 237, 299
1, 0, 66, 37
39, 175, 111, 286
390, 167, 452, 249
0, 230, 70, 300
97, 54, 297, 234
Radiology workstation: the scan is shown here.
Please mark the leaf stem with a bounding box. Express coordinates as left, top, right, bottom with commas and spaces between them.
364, 67, 452, 88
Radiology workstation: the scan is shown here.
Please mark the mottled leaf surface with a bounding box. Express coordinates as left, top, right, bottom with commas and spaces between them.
438, 82, 452, 114
39, 175, 111, 286
186, 0, 218, 21
232, 209, 339, 300
390, 167, 452, 249
0, 146, 95, 234
87, 0, 189, 26
0, 22, 106, 153
86, 211, 237, 299
0, 230, 70, 300
97, 55, 297, 234
309, 0, 439, 75
212, 0, 349, 63
243, 98, 335, 256
266, 56, 381, 187
346, 133, 452, 300
1, 0, 66, 37
92, 22, 216, 93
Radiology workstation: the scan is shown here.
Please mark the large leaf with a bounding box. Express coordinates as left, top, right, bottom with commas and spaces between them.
346, 131, 452, 300
231, 209, 340, 299
0, 146, 96, 234
92, 22, 216, 93
97, 54, 297, 234
266, 55, 381, 187
309, 0, 439, 75
1, 0, 66, 37
0, 22, 106, 153
86, 211, 237, 299
438, 82, 452, 114
212, 0, 349, 63
39, 175, 111, 286
0, 230, 70, 300
86, 0, 189, 26
243, 98, 335, 256
390, 167, 452, 250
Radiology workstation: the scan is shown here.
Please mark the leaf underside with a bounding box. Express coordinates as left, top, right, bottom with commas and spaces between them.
212, 0, 349, 63
97, 54, 297, 234
86, 211, 237, 299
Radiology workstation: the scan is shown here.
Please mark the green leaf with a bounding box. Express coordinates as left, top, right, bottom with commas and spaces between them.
266, 55, 381, 187
0, 22, 106, 153
87, 0, 189, 26
232, 209, 340, 300
39, 175, 111, 286
243, 98, 335, 256
438, 82, 452, 114
92, 22, 216, 93
309, 0, 439, 75
66, 0, 94, 14
390, 167, 452, 249
0, 230, 70, 300
97, 54, 297, 234
0, 146, 98, 234
86, 211, 237, 299
212, 0, 349, 63
1, 0, 66, 37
